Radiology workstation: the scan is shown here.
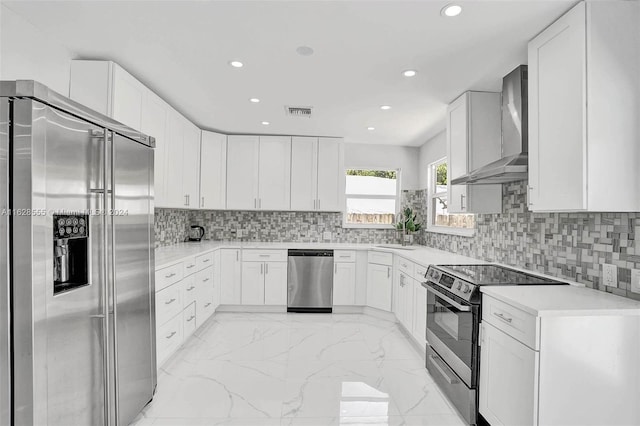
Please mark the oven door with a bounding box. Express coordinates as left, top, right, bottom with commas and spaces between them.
425, 283, 478, 387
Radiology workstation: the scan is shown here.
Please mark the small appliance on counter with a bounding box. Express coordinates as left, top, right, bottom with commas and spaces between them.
188, 225, 205, 241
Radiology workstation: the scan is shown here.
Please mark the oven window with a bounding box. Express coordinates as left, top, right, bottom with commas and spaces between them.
434, 301, 459, 340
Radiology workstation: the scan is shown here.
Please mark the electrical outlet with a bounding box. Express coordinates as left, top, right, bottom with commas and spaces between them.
323, 231, 332, 241
451, 241, 458, 252
602, 264, 618, 288
236, 228, 243, 238
631, 269, 640, 294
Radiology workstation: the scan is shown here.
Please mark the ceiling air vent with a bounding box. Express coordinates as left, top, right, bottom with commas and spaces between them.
285, 106, 313, 118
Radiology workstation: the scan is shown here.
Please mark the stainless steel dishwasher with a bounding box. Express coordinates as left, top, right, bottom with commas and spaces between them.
287, 249, 334, 313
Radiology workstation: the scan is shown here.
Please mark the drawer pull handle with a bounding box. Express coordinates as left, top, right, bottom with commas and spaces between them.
493, 312, 513, 323
259, 254, 270, 257
186, 315, 195, 322
429, 354, 459, 385
339, 255, 351, 258
165, 272, 176, 279
165, 298, 176, 305
186, 265, 195, 269
166, 331, 177, 339
203, 258, 210, 263
203, 278, 210, 282
204, 302, 212, 307
186, 286, 196, 291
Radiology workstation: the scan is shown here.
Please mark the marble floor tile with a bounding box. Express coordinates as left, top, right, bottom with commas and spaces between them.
135, 313, 465, 426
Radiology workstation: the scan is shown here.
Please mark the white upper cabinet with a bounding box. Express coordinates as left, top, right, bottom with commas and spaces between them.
111, 66, 144, 131
164, 112, 185, 208
291, 137, 318, 211
226, 135, 260, 210
258, 136, 291, 211
140, 92, 168, 206
182, 123, 201, 208
291, 137, 344, 211
447, 91, 502, 214
528, 1, 640, 212
200, 131, 227, 209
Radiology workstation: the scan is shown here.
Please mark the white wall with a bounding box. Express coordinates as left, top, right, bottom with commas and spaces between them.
344, 143, 420, 190
418, 130, 446, 189
0, 4, 74, 95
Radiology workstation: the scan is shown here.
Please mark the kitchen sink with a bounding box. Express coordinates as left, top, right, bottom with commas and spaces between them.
375, 244, 417, 251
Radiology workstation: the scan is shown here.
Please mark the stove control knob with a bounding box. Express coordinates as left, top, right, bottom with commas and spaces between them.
463, 284, 471, 294
456, 282, 462, 290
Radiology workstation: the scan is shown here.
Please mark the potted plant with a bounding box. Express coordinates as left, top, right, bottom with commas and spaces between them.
396, 207, 421, 245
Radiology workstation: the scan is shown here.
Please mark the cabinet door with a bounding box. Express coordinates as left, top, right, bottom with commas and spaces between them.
447, 95, 469, 214
227, 135, 259, 210
195, 267, 215, 324
479, 322, 537, 426
264, 262, 287, 305
212, 251, 221, 309
241, 262, 264, 305
219, 249, 242, 304
333, 262, 356, 306
140, 92, 168, 207
399, 273, 414, 331
290, 136, 318, 211
412, 281, 427, 345
200, 131, 227, 209
366, 263, 392, 311
528, 2, 586, 211
258, 136, 291, 210
316, 138, 343, 212
112, 65, 144, 130
182, 123, 201, 209
164, 111, 186, 208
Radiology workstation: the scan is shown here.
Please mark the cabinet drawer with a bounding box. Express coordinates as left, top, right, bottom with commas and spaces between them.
334, 250, 356, 263
157, 312, 183, 365
196, 251, 215, 271
397, 257, 415, 276
183, 256, 197, 276
368, 251, 393, 266
183, 303, 197, 337
156, 283, 182, 325
155, 263, 183, 291
182, 275, 198, 308
414, 263, 428, 282
483, 295, 538, 350
242, 249, 287, 262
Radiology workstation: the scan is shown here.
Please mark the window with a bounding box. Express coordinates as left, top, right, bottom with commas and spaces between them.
427, 158, 475, 235
344, 169, 399, 227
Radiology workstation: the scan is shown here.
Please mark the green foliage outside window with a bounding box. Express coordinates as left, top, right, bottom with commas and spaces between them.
436, 163, 447, 185
346, 169, 396, 179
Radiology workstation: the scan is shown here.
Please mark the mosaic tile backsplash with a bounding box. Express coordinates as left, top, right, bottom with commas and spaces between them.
155, 181, 640, 300
417, 181, 640, 300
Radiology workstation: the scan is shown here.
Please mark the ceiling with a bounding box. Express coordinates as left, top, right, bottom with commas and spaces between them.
3, 0, 575, 146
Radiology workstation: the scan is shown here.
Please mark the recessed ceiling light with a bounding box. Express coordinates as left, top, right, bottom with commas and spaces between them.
367, 127, 375, 131
229, 60, 244, 68
441, 3, 462, 17
380, 105, 391, 110
249, 98, 260, 103
261, 121, 270, 125
403, 70, 417, 77
296, 46, 314, 56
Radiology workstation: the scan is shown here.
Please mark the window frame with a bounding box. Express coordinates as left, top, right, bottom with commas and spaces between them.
342, 167, 401, 229
426, 157, 475, 237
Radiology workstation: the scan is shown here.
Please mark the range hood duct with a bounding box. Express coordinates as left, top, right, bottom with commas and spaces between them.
451, 65, 529, 185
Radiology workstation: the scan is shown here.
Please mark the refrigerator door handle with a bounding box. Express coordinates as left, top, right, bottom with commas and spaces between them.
100, 127, 112, 426
109, 130, 121, 425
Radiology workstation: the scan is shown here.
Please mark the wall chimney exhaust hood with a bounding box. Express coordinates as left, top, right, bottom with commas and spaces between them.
451, 65, 528, 185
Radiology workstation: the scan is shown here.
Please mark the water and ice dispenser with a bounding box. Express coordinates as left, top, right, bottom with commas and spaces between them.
53, 214, 89, 294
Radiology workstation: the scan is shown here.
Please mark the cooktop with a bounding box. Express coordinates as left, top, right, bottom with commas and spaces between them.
438, 264, 564, 286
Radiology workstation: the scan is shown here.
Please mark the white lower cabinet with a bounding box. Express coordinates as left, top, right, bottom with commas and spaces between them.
333, 251, 356, 305
220, 249, 242, 304
241, 250, 287, 305
366, 251, 393, 311
479, 321, 537, 426
156, 312, 183, 366
397, 271, 414, 332
411, 282, 427, 345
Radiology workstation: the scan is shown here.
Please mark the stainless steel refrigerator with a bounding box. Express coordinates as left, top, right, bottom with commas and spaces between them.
0, 80, 157, 426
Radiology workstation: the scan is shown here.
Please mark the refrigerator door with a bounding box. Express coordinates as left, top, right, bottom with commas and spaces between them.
112, 132, 156, 425
11, 99, 107, 425
0, 98, 10, 426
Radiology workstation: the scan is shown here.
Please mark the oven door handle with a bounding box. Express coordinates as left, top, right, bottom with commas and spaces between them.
425, 286, 471, 312
429, 354, 459, 385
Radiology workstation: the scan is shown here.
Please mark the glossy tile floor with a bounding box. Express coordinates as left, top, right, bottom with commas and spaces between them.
132, 313, 466, 426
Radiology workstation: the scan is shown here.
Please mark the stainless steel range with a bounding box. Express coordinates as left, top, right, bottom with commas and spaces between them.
422, 264, 566, 425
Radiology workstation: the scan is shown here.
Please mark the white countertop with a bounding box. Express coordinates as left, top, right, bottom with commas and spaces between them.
154, 241, 485, 270
481, 285, 640, 317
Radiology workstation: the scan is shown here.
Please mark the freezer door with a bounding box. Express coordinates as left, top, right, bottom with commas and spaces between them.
0, 98, 10, 426
11, 99, 107, 425
112, 132, 156, 425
